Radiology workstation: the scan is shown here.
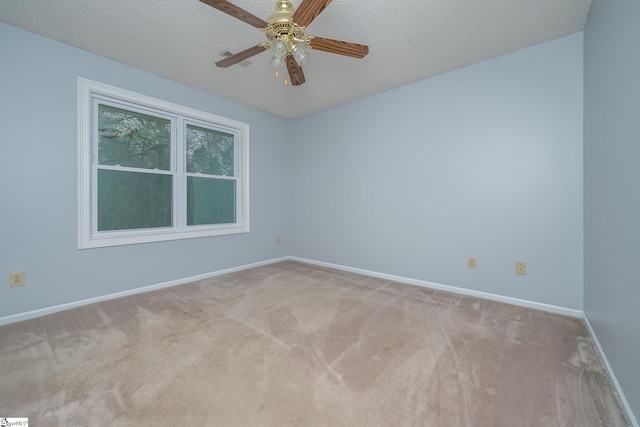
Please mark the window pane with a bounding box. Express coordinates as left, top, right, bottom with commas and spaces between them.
98, 104, 171, 170
187, 177, 236, 225
186, 125, 234, 176
98, 169, 172, 231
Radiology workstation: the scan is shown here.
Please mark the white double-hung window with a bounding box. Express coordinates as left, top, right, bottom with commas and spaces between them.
78, 78, 249, 248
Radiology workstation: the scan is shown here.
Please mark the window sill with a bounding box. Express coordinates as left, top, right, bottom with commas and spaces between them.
78, 224, 250, 249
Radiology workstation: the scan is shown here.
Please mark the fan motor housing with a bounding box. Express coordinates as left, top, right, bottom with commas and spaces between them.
264, 0, 308, 48
267, 0, 294, 26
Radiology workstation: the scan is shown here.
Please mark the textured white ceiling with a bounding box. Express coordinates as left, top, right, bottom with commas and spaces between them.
0, 0, 592, 118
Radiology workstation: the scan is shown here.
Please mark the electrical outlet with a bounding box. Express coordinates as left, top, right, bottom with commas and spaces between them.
516, 262, 526, 275
468, 257, 477, 269
10, 271, 25, 287
276, 237, 281, 244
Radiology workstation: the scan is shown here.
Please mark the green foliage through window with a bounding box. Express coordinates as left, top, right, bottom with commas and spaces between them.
95, 102, 238, 232
79, 78, 248, 248
98, 105, 171, 170
186, 124, 234, 176
97, 170, 172, 231
187, 177, 236, 225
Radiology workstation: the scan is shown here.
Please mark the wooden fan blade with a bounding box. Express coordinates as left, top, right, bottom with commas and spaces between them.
199, 0, 267, 28
216, 45, 266, 68
286, 56, 306, 86
308, 36, 369, 58
291, 0, 333, 27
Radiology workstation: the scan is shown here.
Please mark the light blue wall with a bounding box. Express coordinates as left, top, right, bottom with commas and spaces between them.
289, 34, 584, 309
0, 23, 290, 318
0, 25, 585, 313
2, 13, 636, 421
584, 0, 640, 421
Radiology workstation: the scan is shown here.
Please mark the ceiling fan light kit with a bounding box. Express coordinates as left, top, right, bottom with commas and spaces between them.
200, 0, 369, 86
263, 0, 311, 81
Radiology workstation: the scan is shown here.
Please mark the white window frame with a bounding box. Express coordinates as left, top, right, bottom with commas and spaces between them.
78, 77, 249, 249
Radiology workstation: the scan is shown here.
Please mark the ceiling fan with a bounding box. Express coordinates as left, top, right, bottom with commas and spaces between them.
199, 0, 369, 86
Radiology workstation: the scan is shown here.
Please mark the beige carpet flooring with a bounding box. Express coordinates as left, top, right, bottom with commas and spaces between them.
0, 261, 630, 426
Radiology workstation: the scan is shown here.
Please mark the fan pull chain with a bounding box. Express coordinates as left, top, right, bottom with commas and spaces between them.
275, 70, 287, 85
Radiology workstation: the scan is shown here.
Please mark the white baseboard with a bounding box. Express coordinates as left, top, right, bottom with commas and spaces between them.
2, 255, 633, 424
0, 255, 582, 326
0, 257, 289, 327
289, 256, 583, 318
0, 255, 583, 325
292, 256, 637, 425
583, 314, 638, 427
